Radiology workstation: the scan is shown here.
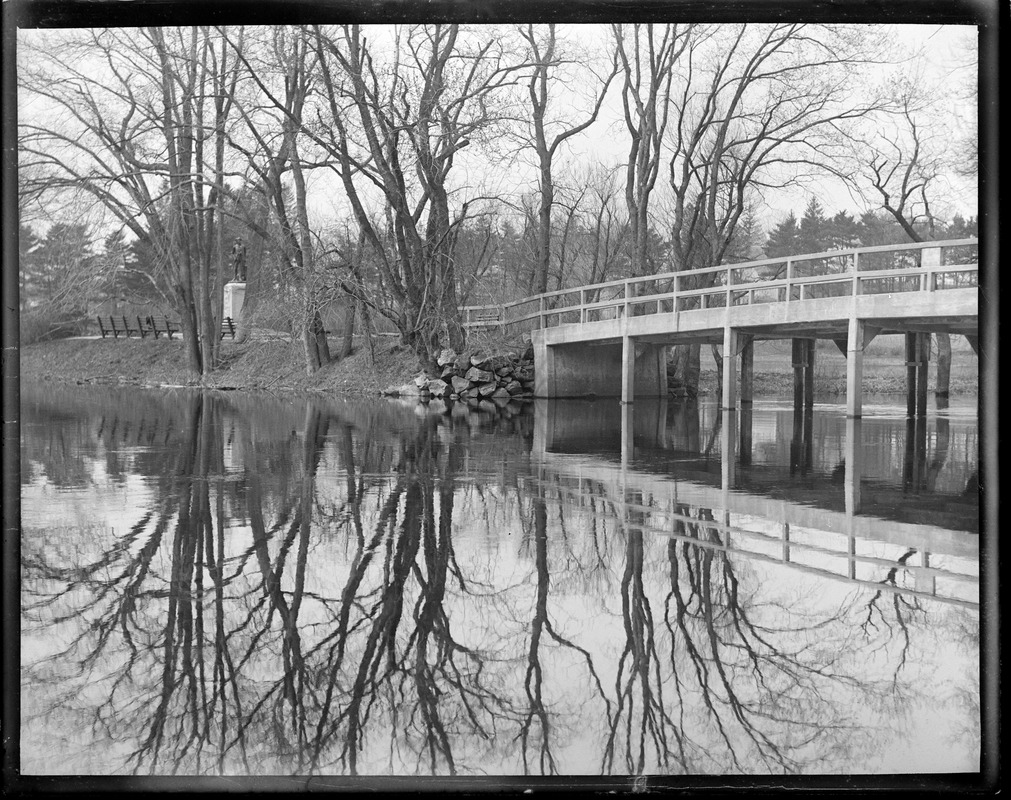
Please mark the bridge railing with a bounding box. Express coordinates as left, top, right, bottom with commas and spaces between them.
462, 238, 978, 335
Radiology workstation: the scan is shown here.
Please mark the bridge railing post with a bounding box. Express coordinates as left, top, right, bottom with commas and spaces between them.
538, 296, 545, 329
921, 246, 941, 292
624, 281, 631, 318
851, 251, 860, 298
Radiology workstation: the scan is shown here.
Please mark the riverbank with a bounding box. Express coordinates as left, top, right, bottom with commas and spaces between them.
20, 335, 422, 397
19, 333, 979, 397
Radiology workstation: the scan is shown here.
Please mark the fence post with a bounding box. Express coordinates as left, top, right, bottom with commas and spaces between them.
539, 296, 545, 329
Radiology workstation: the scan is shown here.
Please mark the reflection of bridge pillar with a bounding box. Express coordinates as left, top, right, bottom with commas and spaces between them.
621, 401, 634, 464
721, 408, 737, 491
915, 551, 937, 595
903, 416, 929, 492
905, 333, 930, 418
790, 406, 813, 475
740, 405, 753, 467
844, 417, 863, 516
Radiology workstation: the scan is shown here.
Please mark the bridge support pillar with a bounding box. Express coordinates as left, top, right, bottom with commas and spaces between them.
622, 336, 635, 404
791, 338, 816, 411
722, 327, 740, 411
846, 319, 866, 418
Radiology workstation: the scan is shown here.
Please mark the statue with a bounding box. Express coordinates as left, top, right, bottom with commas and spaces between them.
230, 237, 247, 282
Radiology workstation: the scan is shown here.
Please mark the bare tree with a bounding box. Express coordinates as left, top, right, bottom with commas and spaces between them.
662, 23, 890, 395
225, 26, 335, 373
309, 24, 524, 370
19, 27, 242, 373
611, 23, 693, 277
846, 78, 965, 396
516, 24, 618, 295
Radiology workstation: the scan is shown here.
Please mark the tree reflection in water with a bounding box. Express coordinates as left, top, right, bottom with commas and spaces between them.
20, 388, 979, 776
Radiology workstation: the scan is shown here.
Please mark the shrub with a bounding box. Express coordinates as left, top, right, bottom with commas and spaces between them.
21, 309, 88, 345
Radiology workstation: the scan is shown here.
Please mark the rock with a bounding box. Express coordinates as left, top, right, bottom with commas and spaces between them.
495, 366, 512, 377
441, 364, 457, 379
414, 374, 429, 389
521, 342, 534, 361
482, 355, 511, 372
465, 388, 481, 398
491, 387, 510, 399
451, 375, 471, 394
514, 367, 533, 382
454, 351, 473, 371
427, 378, 450, 397
505, 380, 523, 395
478, 381, 498, 397
382, 381, 422, 397
465, 367, 494, 383
437, 348, 457, 367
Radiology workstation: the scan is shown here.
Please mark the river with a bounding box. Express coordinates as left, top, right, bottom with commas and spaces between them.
18, 382, 980, 777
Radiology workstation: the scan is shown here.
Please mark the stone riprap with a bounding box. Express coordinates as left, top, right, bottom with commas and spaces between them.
382, 347, 535, 402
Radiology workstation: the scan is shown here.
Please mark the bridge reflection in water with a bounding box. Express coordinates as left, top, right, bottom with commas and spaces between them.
20, 384, 981, 777
532, 398, 978, 610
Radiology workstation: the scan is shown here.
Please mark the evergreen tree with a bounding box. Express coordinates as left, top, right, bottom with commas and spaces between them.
797, 197, 826, 254
724, 209, 763, 263
823, 211, 861, 250
763, 211, 800, 259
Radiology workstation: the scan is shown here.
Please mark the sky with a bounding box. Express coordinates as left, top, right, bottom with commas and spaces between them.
17, 22, 979, 244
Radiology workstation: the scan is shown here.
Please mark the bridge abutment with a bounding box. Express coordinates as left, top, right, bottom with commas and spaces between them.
533, 337, 666, 399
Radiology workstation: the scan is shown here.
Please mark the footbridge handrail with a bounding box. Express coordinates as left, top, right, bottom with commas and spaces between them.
462, 237, 978, 333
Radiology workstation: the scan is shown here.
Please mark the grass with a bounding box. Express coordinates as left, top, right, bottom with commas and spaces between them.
695, 335, 979, 396
20, 334, 425, 397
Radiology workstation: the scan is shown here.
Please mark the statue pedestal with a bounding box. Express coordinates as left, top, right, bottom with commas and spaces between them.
223, 282, 246, 320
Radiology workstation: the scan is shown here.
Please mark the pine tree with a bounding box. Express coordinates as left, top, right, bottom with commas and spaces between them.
797, 197, 826, 254
823, 211, 861, 250
763, 211, 800, 259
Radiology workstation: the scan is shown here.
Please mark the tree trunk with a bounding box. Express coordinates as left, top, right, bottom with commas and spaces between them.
669, 343, 702, 398
335, 295, 356, 360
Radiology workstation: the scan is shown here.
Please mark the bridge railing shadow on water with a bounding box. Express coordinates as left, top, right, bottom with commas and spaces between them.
18, 386, 980, 777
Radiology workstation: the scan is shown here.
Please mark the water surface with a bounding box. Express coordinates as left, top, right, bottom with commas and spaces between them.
20, 384, 980, 777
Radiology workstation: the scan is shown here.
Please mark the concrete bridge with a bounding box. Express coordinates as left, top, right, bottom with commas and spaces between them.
465, 239, 979, 417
